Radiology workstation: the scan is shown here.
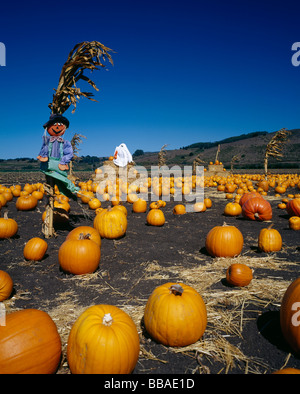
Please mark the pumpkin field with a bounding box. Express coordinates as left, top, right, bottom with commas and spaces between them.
0, 168, 300, 375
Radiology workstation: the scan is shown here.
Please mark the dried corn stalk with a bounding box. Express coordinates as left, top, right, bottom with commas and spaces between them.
264, 128, 291, 177
193, 154, 206, 174
68, 133, 86, 181
49, 41, 114, 115
230, 154, 241, 173
158, 144, 168, 168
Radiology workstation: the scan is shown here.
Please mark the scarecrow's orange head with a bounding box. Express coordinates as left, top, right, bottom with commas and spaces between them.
43, 114, 69, 136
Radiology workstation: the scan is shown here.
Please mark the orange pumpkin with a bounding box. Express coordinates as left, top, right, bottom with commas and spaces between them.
224, 202, 242, 216
0, 309, 61, 374
286, 198, 300, 217
226, 263, 253, 287
239, 192, 262, 207
0, 270, 13, 301
258, 224, 282, 253
23, 237, 48, 261
16, 195, 38, 211
242, 197, 272, 221
146, 208, 165, 226
93, 206, 127, 239
58, 234, 101, 275
173, 204, 186, 215
67, 304, 140, 374
66, 226, 101, 247
280, 278, 300, 354
144, 283, 207, 347
132, 198, 147, 213
205, 223, 244, 258
0, 212, 18, 239
289, 216, 300, 231
273, 368, 300, 374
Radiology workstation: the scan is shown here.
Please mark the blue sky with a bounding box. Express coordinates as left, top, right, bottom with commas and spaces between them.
0, 0, 300, 159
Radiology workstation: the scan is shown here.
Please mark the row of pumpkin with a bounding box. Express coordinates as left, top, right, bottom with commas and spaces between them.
0, 175, 300, 374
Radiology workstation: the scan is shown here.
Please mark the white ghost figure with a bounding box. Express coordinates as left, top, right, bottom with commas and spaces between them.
113, 143, 133, 167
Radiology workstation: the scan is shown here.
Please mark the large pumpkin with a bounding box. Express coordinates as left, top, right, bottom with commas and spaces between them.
67, 304, 140, 374
23, 237, 48, 261
0, 270, 13, 301
144, 283, 207, 347
0, 309, 61, 374
239, 191, 262, 207
242, 197, 272, 221
205, 223, 244, 257
93, 207, 127, 239
286, 198, 300, 217
58, 234, 101, 275
66, 226, 101, 247
0, 212, 18, 239
280, 278, 300, 354
258, 224, 282, 253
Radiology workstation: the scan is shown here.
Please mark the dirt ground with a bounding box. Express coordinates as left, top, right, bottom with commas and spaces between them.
0, 171, 300, 375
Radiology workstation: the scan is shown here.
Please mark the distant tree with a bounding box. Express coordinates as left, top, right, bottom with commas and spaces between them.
133, 149, 144, 157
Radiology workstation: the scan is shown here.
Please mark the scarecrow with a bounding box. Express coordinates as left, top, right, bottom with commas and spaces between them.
113, 143, 133, 167
38, 40, 114, 237
37, 113, 78, 197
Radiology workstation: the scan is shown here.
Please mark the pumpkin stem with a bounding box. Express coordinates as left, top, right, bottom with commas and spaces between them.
3, 211, 9, 220
267, 223, 274, 230
102, 313, 113, 326
78, 232, 91, 240
169, 284, 184, 295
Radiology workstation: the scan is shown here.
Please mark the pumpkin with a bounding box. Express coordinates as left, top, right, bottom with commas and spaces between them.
258, 224, 282, 253
239, 191, 262, 207
226, 263, 253, 287
289, 216, 300, 231
32, 190, 44, 200
132, 198, 147, 213
93, 206, 127, 239
280, 278, 300, 354
204, 198, 212, 208
0, 309, 61, 374
112, 204, 128, 217
193, 202, 207, 212
23, 237, 48, 261
88, 198, 101, 210
16, 195, 38, 211
224, 202, 242, 216
173, 204, 186, 215
205, 223, 244, 258
273, 368, 300, 374
0, 270, 13, 301
286, 198, 300, 217
54, 200, 70, 212
67, 304, 140, 374
0, 212, 18, 238
66, 226, 101, 247
143, 282, 207, 347
242, 197, 272, 221
146, 208, 165, 226
58, 233, 101, 275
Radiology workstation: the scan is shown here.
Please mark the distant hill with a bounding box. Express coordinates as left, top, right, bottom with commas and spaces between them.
133, 128, 300, 170
0, 129, 299, 172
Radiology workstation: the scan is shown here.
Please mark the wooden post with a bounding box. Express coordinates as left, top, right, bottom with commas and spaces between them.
43, 176, 55, 238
